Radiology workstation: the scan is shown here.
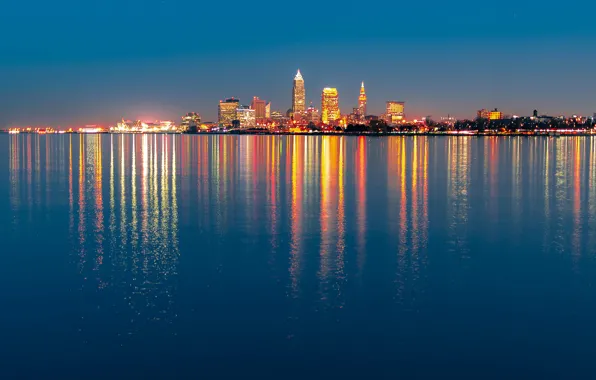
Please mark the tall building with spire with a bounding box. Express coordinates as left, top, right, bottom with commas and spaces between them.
358, 82, 367, 121
321, 87, 340, 125
292, 70, 306, 115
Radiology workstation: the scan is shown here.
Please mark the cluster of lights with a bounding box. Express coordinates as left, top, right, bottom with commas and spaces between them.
8, 127, 66, 134
111, 120, 180, 133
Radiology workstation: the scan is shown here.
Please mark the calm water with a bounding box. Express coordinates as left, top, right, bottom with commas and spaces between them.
2, 134, 596, 378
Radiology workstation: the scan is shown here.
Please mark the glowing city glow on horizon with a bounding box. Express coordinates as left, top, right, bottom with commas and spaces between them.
3, 70, 596, 135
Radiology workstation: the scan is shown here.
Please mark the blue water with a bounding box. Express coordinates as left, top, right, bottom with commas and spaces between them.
2, 134, 596, 378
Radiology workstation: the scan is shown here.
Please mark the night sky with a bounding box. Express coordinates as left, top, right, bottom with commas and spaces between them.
1, 0, 595, 127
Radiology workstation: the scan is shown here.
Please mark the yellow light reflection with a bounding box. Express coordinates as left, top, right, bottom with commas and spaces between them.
290, 136, 303, 295
336, 137, 346, 282
356, 136, 367, 272
92, 135, 104, 271
318, 136, 332, 291
78, 134, 86, 273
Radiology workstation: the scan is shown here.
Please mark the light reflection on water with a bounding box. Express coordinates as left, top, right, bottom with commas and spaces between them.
4, 135, 596, 377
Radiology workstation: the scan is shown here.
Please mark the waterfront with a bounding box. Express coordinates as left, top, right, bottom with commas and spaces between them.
3, 134, 596, 378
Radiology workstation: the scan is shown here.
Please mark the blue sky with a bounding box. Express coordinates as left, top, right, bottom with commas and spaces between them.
0, 0, 594, 126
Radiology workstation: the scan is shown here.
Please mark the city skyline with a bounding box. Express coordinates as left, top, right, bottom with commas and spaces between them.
1, 57, 595, 128
1, 0, 595, 127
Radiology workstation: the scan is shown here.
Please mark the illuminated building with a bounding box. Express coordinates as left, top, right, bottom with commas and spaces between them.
270, 110, 289, 127
112, 119, 179, 133
180, 112, 201, 132
321, 88, 340, 125
306, 103, 320, 123
218, 97, 240, 126
271, 110, 284, 121
265, 102, 271, 119
236, 106, 256, 128
489, 108, 503, 120
386, 101, 405, 124
440, 116, 456, 125
477, 109, 490, 119
348, 107, 361, 124
292, 70, 306, 115
358, 82, 367, 120
251, 96, 267, 120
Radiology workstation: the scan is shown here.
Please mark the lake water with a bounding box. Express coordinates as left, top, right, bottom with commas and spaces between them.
2, 134, 596, 378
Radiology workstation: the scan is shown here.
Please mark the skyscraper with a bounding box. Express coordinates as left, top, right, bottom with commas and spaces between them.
292, 70, 306, 115
218, 98, 240, 126
251, 96, 267, 120
321, 88, 340, 125
358, 82, 367, 120
265, 102, 271, 119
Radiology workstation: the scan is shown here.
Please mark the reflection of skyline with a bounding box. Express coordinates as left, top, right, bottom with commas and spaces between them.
572, 138, 582, 261
356, 137, 367, 273
387, 137, 429, 302
316, 136, 347, 303
9, 135, 20, 221
290, 136, 304, 296
62, 135, 182, 336
319, 137, 332, 294
7, 134, 596, 319
447, 137, 470, 259
590, 138, 596, 252
336, 137, 346, 286
78, 135, 86, 272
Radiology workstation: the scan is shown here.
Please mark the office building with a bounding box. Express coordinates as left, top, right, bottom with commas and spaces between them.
358, 82, 367, 120
292, 70, 306, 115
265, 102, 271, 119
271, 110, 289, 126
218, 98, 240, 126
321, 88, 340, 125
180, 112, 201, 132
236, 105, 256, 128
348, 107, 362, 124
489, 108, 503, 120
386, 101, 405, 123
306, 103, 320, 123
477, 109, 490, 119
251, 96, 267, 120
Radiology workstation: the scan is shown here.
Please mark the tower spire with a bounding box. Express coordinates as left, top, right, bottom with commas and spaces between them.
292, 69, 306, 114
358, 81, 367, 119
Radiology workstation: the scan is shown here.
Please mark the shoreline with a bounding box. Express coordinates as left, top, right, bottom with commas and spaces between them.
2, 131, 595, 137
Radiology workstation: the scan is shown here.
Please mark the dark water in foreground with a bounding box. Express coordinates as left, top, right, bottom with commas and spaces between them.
2, 134, 596, 378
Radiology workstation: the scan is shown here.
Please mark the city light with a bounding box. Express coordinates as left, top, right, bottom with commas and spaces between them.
2, 69, 595, 135
111, 120, 179, 133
